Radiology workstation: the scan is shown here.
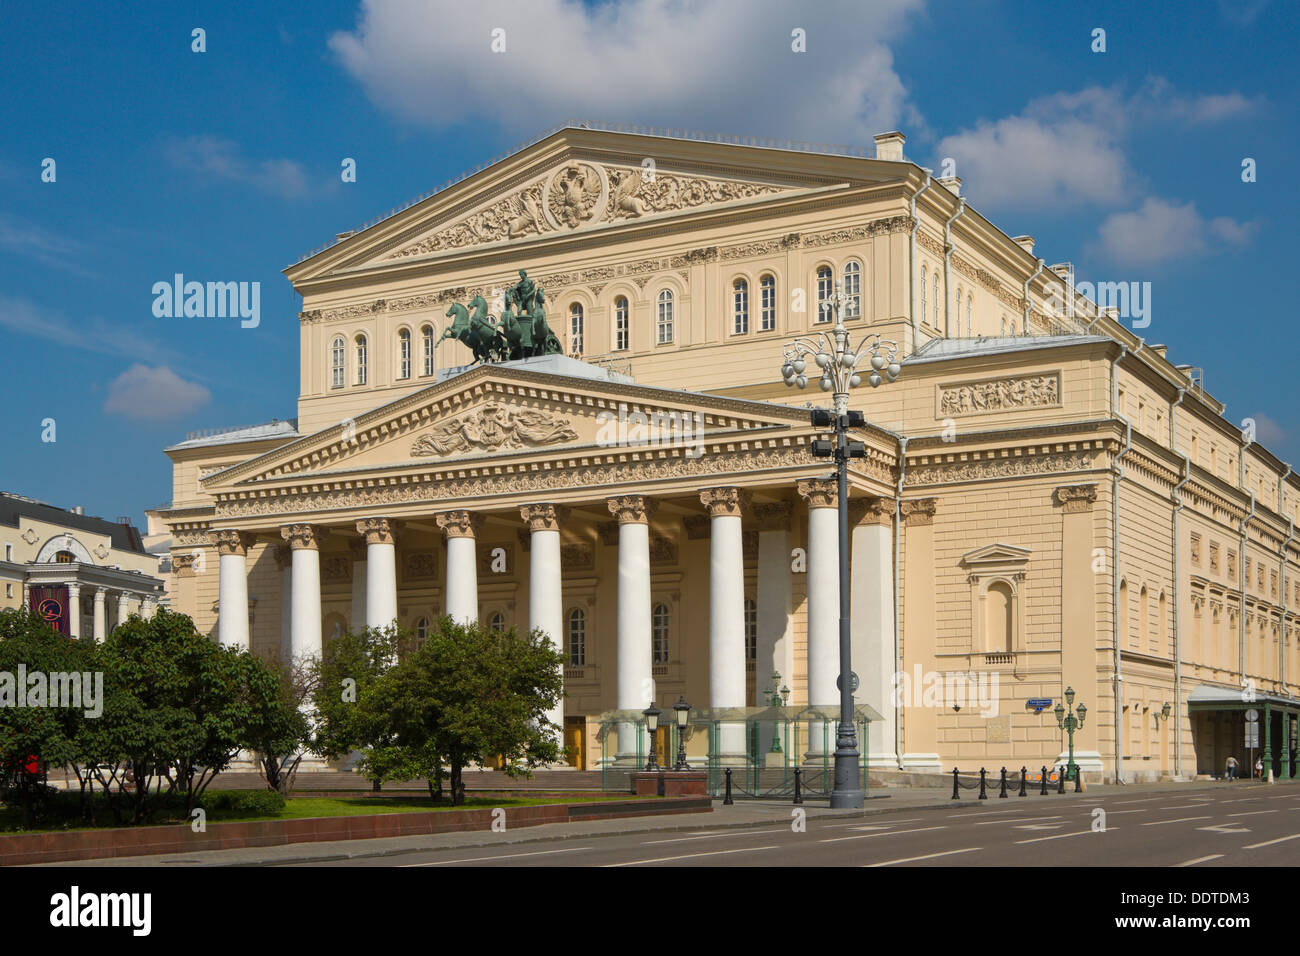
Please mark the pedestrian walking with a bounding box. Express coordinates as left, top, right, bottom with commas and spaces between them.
1225, 755, 1238, 781
1256, 757, 1264, 780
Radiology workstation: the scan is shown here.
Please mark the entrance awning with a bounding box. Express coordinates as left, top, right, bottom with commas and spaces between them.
1186, 684, 1300, 712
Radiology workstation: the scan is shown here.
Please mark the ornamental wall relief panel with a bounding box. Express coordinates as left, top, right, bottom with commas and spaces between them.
936, 372, 1061, 418
410, 402, 579, 457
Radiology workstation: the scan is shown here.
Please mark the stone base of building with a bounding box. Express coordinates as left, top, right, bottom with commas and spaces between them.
631, 770, 709, 797
900, 752, 943, 772
1055, 749, 1104, 775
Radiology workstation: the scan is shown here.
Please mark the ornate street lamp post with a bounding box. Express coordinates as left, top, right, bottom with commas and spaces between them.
1054, 686, 1088, 784
672, 696, 692, 771
643, 704, 661, 772
780, 281, 901, 809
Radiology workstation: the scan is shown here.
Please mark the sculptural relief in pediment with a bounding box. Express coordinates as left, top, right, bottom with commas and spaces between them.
409, 401, 580, 458
386, 162, 792, 260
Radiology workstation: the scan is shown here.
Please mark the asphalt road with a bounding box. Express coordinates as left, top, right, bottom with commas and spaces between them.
287, 783, 1300, 867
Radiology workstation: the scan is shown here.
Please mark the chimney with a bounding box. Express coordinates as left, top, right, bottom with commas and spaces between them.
1049, 262, 1073, 282
937, 176, 962, 196
873, 131, 906, 161
1012, 235, 1035, 255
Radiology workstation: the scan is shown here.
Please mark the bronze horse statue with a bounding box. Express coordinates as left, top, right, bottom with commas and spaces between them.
442, 295, 509, 364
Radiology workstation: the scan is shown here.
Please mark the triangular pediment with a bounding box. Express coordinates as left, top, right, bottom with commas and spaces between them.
961, 543, 1032, 569
288, 126, 905, 280
202, 363, 810, 491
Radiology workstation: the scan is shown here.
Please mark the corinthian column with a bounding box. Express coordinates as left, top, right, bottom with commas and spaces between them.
92, 588, 107, 643
357, 517, 398, 631
701, 487, 750, 766
607, 494, 656, 764
210, 529, 252, 650
849, 497, 897, 768
281, 524, 324, 662
798, 477, 839, 761
436, 510, 482, 624
522, 503, 569, 745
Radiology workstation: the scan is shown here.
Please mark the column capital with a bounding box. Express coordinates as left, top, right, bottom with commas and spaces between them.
1054, 483, 1099, 513
520, 503, 569, 533
280, 523, 324, 550
848, 496, 895, 527
93, 587, 107, 600
796, 478, 838, 510
752, 500, 794, 532
900, 498, 938, 525
66, 582, 81, 596
356, 516, 398, 545
172, 552, 198, 578
700, 487, 751, 518
435, 509, 483, 539
606, 494, 657, 525
209, 528, 253, 556
273, 544, 294, 570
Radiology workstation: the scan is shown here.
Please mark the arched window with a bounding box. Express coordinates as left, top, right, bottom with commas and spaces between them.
842, 259, 862, 318
54, 550, 74, 563
920, 265, 928, 325
355, 334, 368, 385
415, 617, 429, 644
488, 611, 506, 634
569, 303, 584, 356
652, 602, 670, 663
397, 328, 411, 379
759, 274, 776, 331
614, 296, 629, 351
733, 278, 749, 334
744, 598, 757, 661
986, 581, 1014, 653
330, 335, 345, 388
567, 608, 586, 666
816, 265, 833, 322
421, 325, 435, 376
932, 274, 941, 329
657, 289, 674, 344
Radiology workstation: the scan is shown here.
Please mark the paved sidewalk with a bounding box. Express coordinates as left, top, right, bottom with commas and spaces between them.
34, 777, 1284, 867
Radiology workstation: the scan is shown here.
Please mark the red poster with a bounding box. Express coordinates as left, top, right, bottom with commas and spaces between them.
28, 585, 70, 635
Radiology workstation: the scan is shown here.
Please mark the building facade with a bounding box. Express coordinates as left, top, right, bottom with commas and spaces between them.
1, 492, 163, 638
152, 124, 1300, 782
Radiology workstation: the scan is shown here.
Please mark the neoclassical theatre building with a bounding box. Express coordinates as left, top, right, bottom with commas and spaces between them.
153, 124, 1300, 782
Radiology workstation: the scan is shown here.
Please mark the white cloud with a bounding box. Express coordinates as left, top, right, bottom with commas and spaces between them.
103, 365, 211, 423
0, 295, 172, 363
163, 135, 311, 198
933, 79, 1261, 210
1091, 197, 1256, 265
1250, 413, 1286, 448
0, 216, 96, 276
328, 0, 924, 143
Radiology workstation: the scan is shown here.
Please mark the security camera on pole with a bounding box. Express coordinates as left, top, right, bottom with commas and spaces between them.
780, 280, 901, 809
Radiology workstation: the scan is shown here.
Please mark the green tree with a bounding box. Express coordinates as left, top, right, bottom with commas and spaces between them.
0, 609, 96, 826
379, 617, 563, 805
310, 625, 402, 788
250, 657, 313, 796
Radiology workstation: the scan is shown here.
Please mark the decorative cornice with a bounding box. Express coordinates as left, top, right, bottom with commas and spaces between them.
905, 449, 1102, 487
520, 503, 569, 533
280, 523, 323, 551
700, 486, 750, 518
901, 498, 938, 525
796, 478, 837, 510
356, 517, 397, 545
435, 510, 483, 539
607, 494, 657, 525
1054, 483, 1099, 513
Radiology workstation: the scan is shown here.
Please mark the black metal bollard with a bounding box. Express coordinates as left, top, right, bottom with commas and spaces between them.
1075, 766, 1083, 793
1018, 766, 1028, 797
998, 767, 1008, 798
1039, 766, 1049, 795
1057, 766, 1066, 794
723, 767, 734, 805
952, 767, 960, 800
978, 767, 988, 799
793, 766, 803, 805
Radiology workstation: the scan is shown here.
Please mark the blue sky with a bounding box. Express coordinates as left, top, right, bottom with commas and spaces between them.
1, 0, 1295, 527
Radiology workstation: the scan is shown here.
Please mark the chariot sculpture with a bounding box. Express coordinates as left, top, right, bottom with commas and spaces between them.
441, 269, 563, 365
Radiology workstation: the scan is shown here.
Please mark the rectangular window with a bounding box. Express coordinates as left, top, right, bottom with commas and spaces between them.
733, 283, 748, 334
760, 278, 776, 331
614, 300, 629, 351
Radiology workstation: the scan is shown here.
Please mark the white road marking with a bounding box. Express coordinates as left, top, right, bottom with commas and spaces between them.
975, 816, 1063, 826
821, 818, 923, 829
1197, 824, 1251, 834
1173, 854, 1224, 867
1141, 816, 1211, 826
1113, 798, 1162, 805
866, 847, 983, 866
1014, 828, 1116, 845
641, 828, 781, 845
818, 826, 945, 844
1103, 808, 1153, 815
400, 846, 594, 866
603, 845, 780, 866
1242, 832, 1300, 849
1013, 823, 1067, 831
1228, 810, 1277, 817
